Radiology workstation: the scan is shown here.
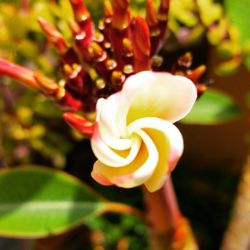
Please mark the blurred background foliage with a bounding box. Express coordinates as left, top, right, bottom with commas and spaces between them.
0, 0, 250, 250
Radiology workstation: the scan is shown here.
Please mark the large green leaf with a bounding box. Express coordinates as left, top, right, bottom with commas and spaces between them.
0, 166, 104, 238
181, 89, 241, 125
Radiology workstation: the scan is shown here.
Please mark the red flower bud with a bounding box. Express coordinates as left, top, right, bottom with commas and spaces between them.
69, 0, 94, 49
37, 17, 68, 55
0, 58, 39, 90
132, 17, 151, 72
63, 112, 95, 137
111, 0, 130, 30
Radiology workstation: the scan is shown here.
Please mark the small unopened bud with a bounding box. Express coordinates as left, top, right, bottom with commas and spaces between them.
98, 20, 105, 31
69, 19, 92, 62
111, 0, 130, 30
132, 17, 151, 72
69, 0, 90, 23
0, 58, 39, 90
96, 78, 106, 89
63, 64, 73, 76
63, 112, 95, 137
111, 70, 125, 87
123, 64, 134, 75
104, 0, 114, 19
106, 59, 117, 71
146, 0, 158, 28
64, 64, 82, 79
178, 52, 193, 68
69, 0, 94, 54
34, 73, 59, 96
123, 38, 133, 57
158, 0, 170, 18
188, 65, 206, 82
38, 17, 68, 54
68, 18, 81, 35
151, 55, 163, 69
94, 32, 104, 43
59, 92, 83, 111
104, 42, 112, 50
89, 42, 106, 61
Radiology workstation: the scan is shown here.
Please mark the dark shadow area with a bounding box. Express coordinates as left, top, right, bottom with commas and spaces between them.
173, 157, 240, 250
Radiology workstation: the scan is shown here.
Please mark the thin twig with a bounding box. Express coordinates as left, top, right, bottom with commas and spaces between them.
101, 201, 146, 222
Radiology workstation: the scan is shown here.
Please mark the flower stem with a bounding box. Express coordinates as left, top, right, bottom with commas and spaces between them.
144, 177, 199, 250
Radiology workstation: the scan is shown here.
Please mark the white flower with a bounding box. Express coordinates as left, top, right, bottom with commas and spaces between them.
91, 71, 197, 192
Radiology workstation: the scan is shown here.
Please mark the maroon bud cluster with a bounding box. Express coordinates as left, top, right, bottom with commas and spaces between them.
0, 0, 207, 137
36, 0, 172, 113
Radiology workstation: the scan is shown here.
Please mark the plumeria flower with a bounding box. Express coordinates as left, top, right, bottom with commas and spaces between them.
90, 71, 197, 192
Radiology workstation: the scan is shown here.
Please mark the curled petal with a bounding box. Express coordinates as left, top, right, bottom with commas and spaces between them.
91, 130, 141, 167
128, 117, 183, 191
95, 95, 132, 150
114, 71, 197, 136
92, 129, 158, 189
121, 71, 197, 124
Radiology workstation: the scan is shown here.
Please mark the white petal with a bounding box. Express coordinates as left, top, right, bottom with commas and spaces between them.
96, 95, 131, 150
117, 71, 197, 125
91, 129, 159, 189
91, 129, 141, 167
128, 117, 183, 191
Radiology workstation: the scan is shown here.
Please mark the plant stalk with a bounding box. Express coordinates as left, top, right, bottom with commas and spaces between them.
144, 177, 199, 250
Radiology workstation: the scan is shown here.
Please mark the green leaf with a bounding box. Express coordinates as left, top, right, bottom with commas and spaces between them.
225, 0, 250, 44
0, 166, 104, 238
181, 89, 241, 125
